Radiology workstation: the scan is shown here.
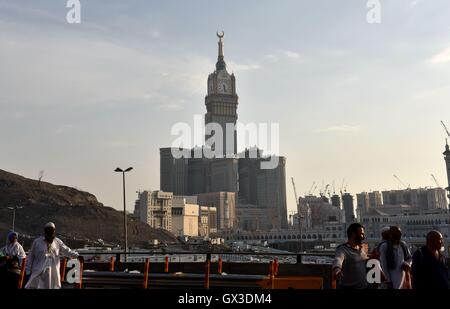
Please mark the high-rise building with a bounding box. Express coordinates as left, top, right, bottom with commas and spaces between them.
160, 148, 188, 196
299, 195, 343, 228
368, 191, 382, 208
381, 188, 447, 210
356, 192, 370, 214
331, 194, 341, 208
342, 193, 355, 224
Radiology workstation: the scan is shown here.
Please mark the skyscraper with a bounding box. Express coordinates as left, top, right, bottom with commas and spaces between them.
159, 33, 288, 231
342, 193, 355, 224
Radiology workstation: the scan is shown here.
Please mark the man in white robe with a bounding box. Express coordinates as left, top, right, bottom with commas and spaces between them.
25, 222, 79, 289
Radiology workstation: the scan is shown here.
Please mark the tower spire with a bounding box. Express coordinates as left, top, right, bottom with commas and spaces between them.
216, 31, 226, 71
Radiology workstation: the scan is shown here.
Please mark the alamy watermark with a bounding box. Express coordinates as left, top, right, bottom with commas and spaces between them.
366, 0, 382, 24
65, 259, 82, 284
170, 115, 280, 169
66, 0, 81, 24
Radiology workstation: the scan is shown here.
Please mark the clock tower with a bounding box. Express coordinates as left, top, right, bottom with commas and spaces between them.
205, 32, 238, 157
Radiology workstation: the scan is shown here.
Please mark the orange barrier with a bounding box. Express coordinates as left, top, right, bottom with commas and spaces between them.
109, 256, 115, 272
164, 256, 169, 273
60, 258, 67, 283
204, 260, 210, 289
269, 261, 275, 289
18, 257, 27, 289
143, 258, 150, 289
331, 270, 337, 289
259, 276, 324, 289
218, 257, 223, 274
78, 257, 84, 289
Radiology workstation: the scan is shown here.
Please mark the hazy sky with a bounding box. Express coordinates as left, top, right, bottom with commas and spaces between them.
1, 0, 449, 215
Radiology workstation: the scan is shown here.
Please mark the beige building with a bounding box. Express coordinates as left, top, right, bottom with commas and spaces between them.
171, 196, 199, 237
136, 190, 173, 231
199, 206, 218, 237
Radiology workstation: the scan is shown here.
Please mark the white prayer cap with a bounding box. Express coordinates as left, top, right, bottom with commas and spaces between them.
45, 222, 56, 229
381, 226, 390, 233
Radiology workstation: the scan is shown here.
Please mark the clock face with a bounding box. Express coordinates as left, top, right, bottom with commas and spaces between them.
218, 80, 232, 94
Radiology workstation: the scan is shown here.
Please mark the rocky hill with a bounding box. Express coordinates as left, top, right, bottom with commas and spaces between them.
0, 169, 176, 249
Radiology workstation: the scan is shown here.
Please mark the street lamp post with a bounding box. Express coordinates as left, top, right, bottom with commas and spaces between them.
115, 167, 133, 262
7, 206, 23, 231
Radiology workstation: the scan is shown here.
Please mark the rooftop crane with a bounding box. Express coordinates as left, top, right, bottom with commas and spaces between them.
393, 174, 410, 189
319, 180, 324, 196
311, 183, 318, 195
431, 174, 441, 188
308, 181, 316, 195
323, 184, 330, 199
441, 120, 450, 138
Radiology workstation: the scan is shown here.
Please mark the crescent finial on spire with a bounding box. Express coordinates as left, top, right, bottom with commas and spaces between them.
216, 31, 226, 70
216, 31, 224, 39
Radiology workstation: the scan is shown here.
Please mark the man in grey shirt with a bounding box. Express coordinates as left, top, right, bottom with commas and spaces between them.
332, 223, 369, 289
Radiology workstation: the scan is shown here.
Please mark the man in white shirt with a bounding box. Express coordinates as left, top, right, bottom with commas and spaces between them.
25, 222, 79, 289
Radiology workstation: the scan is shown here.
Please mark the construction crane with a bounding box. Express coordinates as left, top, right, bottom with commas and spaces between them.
291, 177, 299, 208
311, 183, 318, 195
324, 184, 330, 194
441, 120, 450, 138
393, 174, 410, 189
307, 181, 316, 195
431, 174, 441, 188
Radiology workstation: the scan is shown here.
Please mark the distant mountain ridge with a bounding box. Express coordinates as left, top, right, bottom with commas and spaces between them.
0, 169, 176, 248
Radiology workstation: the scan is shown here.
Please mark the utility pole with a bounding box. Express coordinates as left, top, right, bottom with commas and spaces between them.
7, 205, 23, 231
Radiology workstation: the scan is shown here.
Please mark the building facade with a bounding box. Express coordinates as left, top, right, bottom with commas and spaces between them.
342, 193, 355, 224
136, 190, 173, 231
199, 205, 218, 237
196, 192, 236, 230
171, 196, 200, 237
369, 191, 383, 208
